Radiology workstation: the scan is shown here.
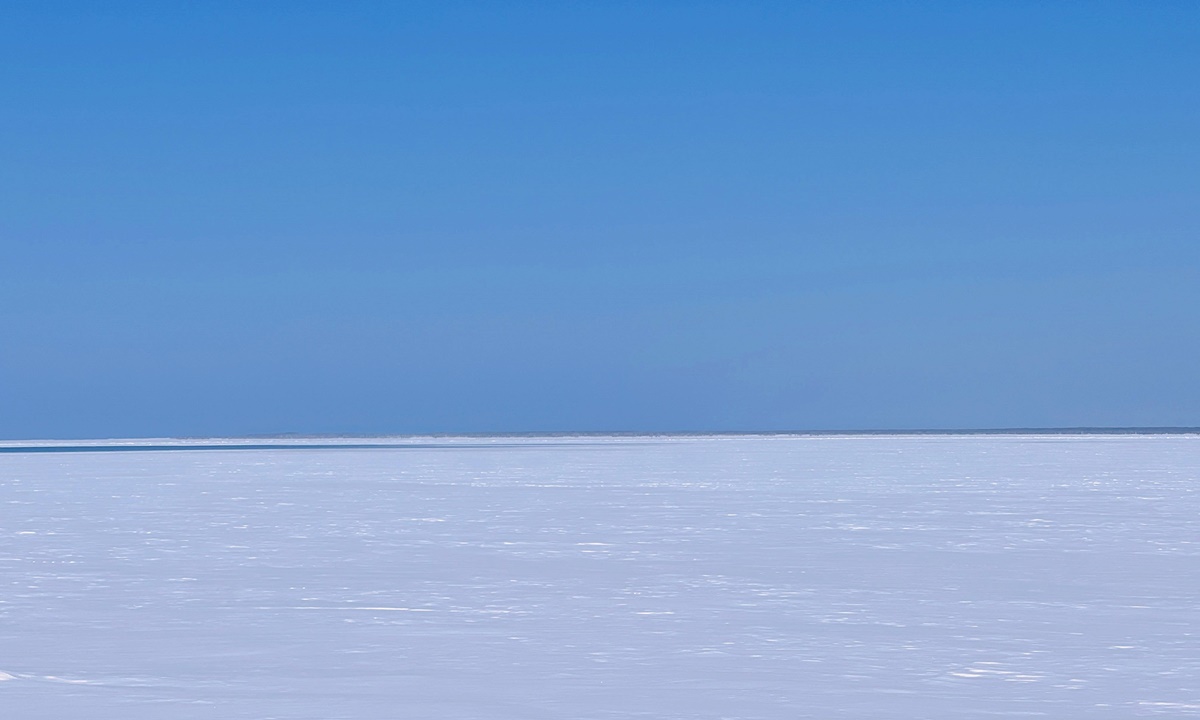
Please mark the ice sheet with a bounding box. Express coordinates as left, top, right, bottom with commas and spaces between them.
1, 434, 1198, 718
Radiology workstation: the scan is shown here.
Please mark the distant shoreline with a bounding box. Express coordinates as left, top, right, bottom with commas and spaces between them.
2, 428, 1199, 454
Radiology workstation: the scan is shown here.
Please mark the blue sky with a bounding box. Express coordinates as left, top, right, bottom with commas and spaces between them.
2, 1, 1197, 437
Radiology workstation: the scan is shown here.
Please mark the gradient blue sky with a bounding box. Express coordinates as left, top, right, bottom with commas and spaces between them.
2, 1, 1198, 438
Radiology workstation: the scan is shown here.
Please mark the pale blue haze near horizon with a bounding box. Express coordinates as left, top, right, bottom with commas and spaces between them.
2, 1, 1198, 438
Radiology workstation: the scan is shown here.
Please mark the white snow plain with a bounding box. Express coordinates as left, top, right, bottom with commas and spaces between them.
1, 434, 1198, 718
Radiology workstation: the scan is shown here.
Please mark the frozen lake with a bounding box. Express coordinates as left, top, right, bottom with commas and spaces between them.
1, 434, 1198, 718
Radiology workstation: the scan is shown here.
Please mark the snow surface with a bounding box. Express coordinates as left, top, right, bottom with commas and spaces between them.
1, 434, 1198, 718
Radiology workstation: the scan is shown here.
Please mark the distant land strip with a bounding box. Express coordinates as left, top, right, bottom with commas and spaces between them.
0, 443, 609, 454
1, 428, 1199, 454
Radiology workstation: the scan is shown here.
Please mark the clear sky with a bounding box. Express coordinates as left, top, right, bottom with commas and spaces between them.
2, 1, 1197, 438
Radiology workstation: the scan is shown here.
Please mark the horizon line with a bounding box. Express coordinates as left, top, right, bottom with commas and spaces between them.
2, 427, 1199, 454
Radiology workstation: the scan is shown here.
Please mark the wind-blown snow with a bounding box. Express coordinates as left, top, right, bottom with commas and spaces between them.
1, 434, 1198, 718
